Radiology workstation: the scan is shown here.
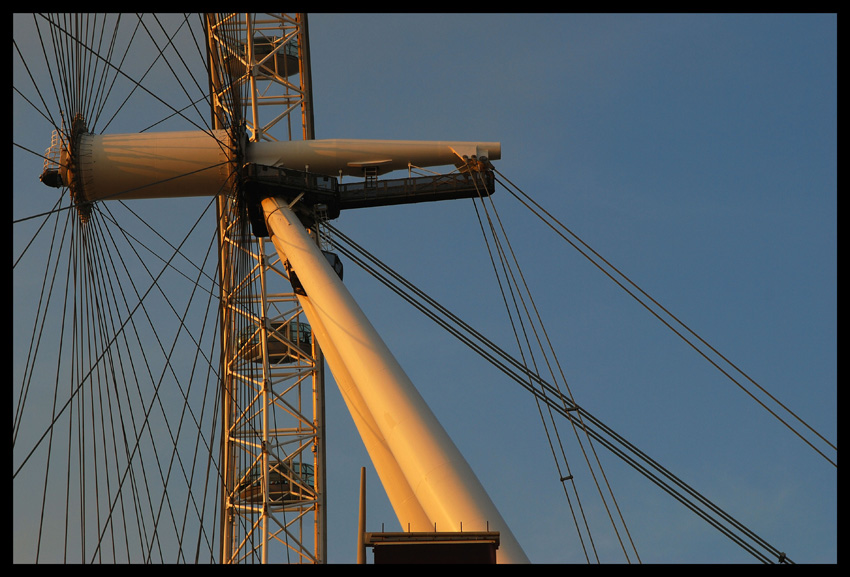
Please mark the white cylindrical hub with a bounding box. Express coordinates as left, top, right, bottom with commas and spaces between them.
70, 129, 236, 202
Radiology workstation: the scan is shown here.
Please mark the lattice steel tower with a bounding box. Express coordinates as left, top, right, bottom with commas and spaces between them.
206, 14, 326, 563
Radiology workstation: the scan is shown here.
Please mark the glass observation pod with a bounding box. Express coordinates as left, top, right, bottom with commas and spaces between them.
237, 461, 315, 504
225, 35, 300, 78
236, 320, 313, 364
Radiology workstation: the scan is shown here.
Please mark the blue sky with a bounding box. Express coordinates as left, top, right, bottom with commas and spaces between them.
13, 13, 836, 564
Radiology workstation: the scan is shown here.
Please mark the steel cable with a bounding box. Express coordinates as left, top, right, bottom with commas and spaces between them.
322, 212, 792, 564
493, 169, 836, 469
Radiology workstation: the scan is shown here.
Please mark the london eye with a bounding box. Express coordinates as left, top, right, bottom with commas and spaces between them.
13, 13, 836, 564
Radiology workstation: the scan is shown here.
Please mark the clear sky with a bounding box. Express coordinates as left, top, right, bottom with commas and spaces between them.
13, 13, 836, 564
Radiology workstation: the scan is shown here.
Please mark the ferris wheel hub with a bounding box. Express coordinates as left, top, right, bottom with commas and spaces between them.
41, 114, 95, 223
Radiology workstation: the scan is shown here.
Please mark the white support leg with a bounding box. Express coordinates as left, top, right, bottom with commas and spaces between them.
261, 196, 529, 563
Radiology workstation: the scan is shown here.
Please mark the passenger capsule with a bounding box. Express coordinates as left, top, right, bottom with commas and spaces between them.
236, 320, 312, 364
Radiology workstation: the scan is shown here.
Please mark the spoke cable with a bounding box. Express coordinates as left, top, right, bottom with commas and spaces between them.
36, 13, 218, 137
16, 13, 227, 563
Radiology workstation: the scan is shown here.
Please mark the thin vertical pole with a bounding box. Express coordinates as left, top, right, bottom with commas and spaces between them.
259, 240, 270, 564
357, 467, 366, 564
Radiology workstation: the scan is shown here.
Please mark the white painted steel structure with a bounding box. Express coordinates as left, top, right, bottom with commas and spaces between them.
20, 12, 526, 564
